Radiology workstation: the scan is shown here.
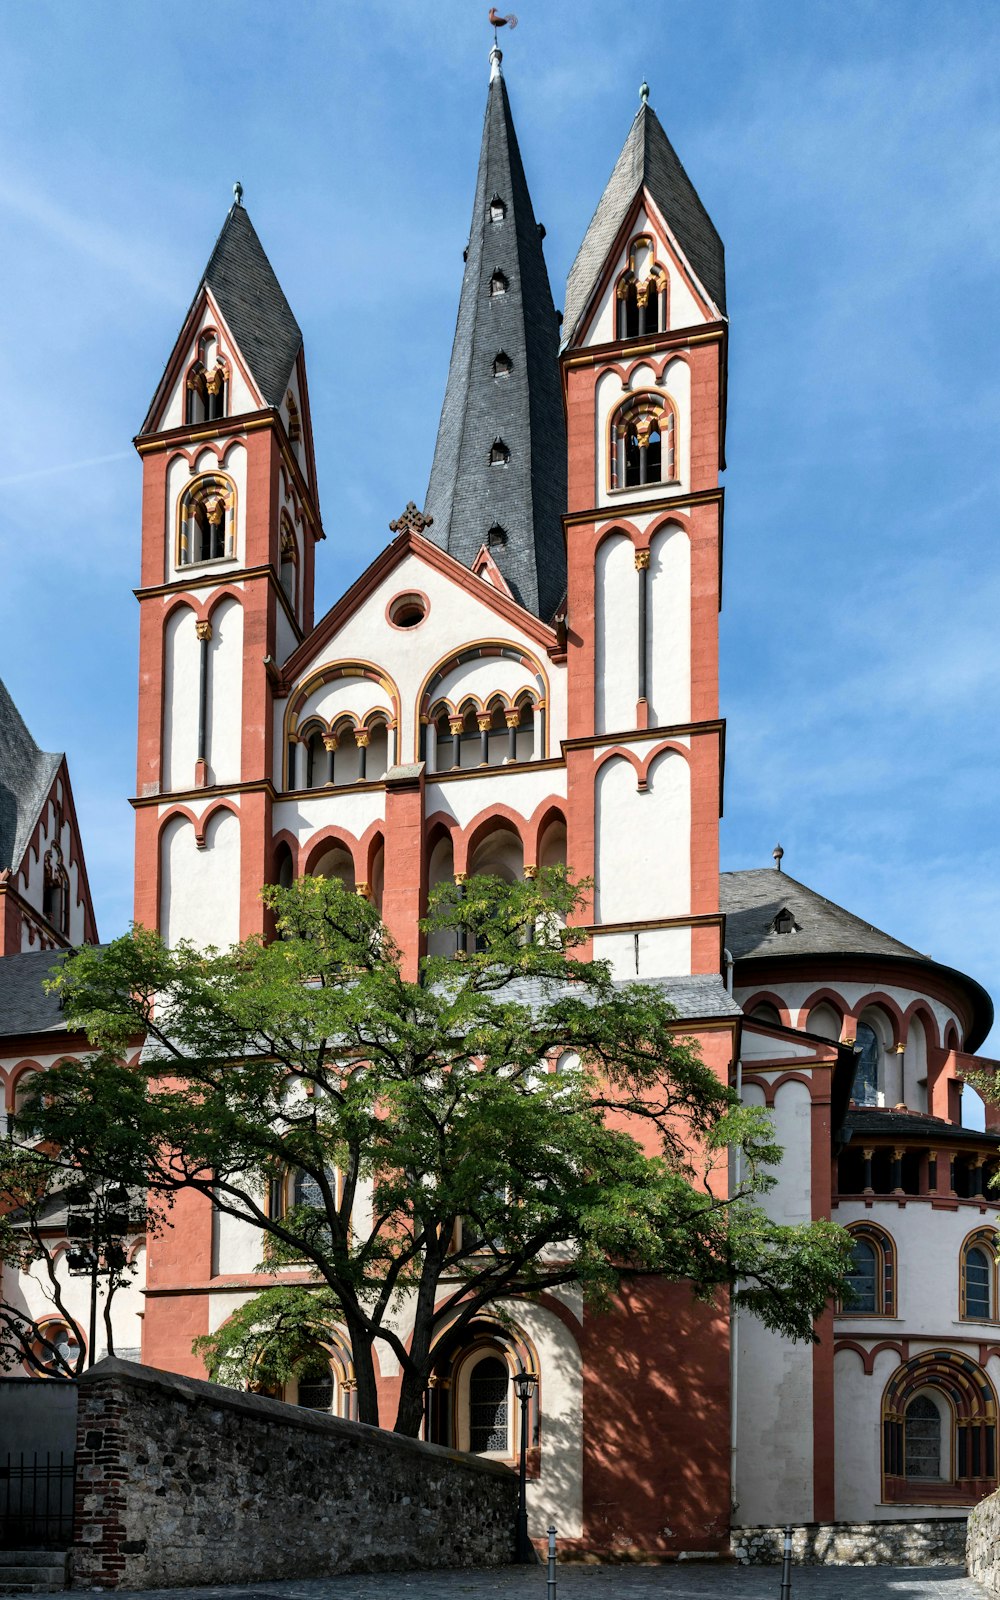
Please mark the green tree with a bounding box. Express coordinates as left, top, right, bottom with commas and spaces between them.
33, 869, 851, 1434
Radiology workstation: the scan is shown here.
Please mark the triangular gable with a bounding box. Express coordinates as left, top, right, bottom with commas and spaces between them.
279, 528, 557, 691
139, 285, 268, 438
470, 543, 515, 597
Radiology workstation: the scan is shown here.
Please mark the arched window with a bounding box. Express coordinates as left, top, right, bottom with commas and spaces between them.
840, 1223, 895, 1316
610, 393, 677, 490
295, 1352, 334, 1412
487, 523, 508, 548
493, 351, 512, 378
293, 1169, 325, 1210
854, 1020, 882, 1106
905, 1394, 942, 1480
962, 1230, 997, 1321
468, 1355, 510, 1454
490, 269, 508, 297
178, 475, 235, 566
186, 342, 229, 425
616, 268, 666, 339
279, 516, 297, 607
490, 438, 510, 466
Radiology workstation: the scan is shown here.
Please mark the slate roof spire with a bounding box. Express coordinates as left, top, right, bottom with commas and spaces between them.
563, 97, 726, 348
424, 48, 566, 622
141, 202, 302, 434
0, 678, 62, 874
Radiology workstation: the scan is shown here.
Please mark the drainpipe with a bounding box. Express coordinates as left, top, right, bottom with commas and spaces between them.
724, 947, 734, 996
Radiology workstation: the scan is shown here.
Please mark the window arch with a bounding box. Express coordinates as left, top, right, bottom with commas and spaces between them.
615, 236, 668, 339
468, 1355, 509, 1453
294, 1351, 334, 1411
185, 335, 229, 425
610, 392, 678, 490
426, 1319, 539, 1461
178, 474, 236, 566
840, 1222, 895, 1316
882, 1349, 998, 1502
961, 1228, 998, 1321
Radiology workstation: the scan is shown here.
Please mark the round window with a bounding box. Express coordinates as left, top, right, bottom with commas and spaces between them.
388, 593, 428, 629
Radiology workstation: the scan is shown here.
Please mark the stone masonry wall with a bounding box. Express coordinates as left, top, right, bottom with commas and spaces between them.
72, 1358, 516, 1590
732, 1518, 967, 1567
968, 1489, 1000, 1591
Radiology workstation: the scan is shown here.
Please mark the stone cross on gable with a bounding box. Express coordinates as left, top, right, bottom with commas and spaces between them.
389, 502, 434, 536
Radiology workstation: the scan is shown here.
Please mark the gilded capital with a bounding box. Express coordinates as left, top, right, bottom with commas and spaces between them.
634, 548, 651, 571
524, 865, 538, 880
195, 620, 213, 641
354, 729, 370, 749
322, 734, 339, 753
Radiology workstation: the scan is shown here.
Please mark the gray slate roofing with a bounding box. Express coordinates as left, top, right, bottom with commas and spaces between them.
141, 203, 302, 434
423, 57, 567, 622
563, 100, 726, 348
844, 1108, 1000, 1148
0, 678, 62, 875
720, 869, 925, 964
0, 950, 68, 1038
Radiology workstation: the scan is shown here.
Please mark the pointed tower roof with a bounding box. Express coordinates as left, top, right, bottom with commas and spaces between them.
563, 99, 726, 348
140, 201, 302, 434
424, 48, 566, 621
0, 678, 62, 874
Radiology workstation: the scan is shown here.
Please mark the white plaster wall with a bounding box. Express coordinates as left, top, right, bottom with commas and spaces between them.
276, 601, 299, 667
595, 532, 639, 734
273, 549, 566, 779
572, 205, 712, 348
162, 606, 200, 792
647, 520, 691, 726
274, 790, 386, 854
517, 1300, 584, 1539
157, 297, 259, 433
297, 678, 391, 733
835, 1196, 1000, 1336
160, 808, 241, 948
164, 439, 247, 584
595, 749, 689, 922
206, 597, 243, 786
592, 926, 691, 980
12, 1243, 146, 1366
213, 1195, 266, 1276
735, 1077, 815, 1524
434, 657, 539, 713
425, 766, 566, 833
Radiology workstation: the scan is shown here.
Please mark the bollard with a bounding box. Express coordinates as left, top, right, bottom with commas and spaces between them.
779, 1524, 793, 1600
547, 1524, 557, 1600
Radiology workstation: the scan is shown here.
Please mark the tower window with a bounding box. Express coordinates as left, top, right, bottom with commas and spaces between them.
185, 335, 229, 425
178, 475, 236, 566
611, 392, 677, 490
490, 269, 508, 297
286, 390, 301, 443
487, 524, 508, 548
489, 194, 506, 223
493, 350, 513, 378
490, 439, 510, 466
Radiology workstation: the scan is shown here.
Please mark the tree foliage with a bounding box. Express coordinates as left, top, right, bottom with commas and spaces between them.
34, 869, 851, 1432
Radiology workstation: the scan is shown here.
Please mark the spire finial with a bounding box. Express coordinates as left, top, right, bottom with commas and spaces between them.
640, 78, 650, 106
490, 44, 503, 79
773, 843, 784, 871
488, 9, 517, 54
233, 180, 243, 207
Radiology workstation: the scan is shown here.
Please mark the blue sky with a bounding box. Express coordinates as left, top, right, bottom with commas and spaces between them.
1, 2, 998, 1048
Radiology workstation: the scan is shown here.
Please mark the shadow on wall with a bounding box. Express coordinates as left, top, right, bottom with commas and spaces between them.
733, 1518, 968, 1568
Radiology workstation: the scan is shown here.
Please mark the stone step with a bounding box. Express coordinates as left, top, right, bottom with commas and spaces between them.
0, 1584, 65, 1595
0, 1557, 66, 1572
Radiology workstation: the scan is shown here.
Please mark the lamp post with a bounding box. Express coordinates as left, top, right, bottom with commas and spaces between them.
512, 1367, 538, 1564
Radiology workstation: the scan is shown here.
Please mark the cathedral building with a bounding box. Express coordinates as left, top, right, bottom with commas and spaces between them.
3, 46, 1000, 1558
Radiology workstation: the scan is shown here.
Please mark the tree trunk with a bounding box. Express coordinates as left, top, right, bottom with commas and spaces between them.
344, 1315, 380, 1426
393, 1361, 429, 1438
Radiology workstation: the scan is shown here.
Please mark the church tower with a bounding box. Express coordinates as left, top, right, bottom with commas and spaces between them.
131, 196, 323, 946
559, 88, 728, 978
424, 44, 566, 621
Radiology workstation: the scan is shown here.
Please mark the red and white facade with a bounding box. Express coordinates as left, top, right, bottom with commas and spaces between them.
3, 55, 999, 1557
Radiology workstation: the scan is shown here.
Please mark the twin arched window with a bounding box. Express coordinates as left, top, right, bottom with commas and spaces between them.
185, 334, 229, 425
610, 393, 677, 490
616, 267, 667, 339
178, 475, 235, 566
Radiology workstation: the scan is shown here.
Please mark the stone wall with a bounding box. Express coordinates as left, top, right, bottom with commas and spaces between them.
72, 1358, 516, 1590
732, 1518, 967, 1567
968, 1489, 1000, 1591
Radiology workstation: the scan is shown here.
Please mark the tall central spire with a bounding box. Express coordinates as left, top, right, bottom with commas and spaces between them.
424, 48, 566, 621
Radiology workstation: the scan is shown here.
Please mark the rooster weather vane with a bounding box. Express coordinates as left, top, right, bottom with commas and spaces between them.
488, 8, 518, 44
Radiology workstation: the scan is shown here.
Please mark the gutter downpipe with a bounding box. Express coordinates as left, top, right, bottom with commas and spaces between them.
725, 947, 741, 1521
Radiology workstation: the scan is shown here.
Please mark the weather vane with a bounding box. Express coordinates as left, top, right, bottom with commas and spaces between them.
488, 8, 518, 45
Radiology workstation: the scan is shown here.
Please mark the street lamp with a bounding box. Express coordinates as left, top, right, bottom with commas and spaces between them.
512, 1367, 538, 1564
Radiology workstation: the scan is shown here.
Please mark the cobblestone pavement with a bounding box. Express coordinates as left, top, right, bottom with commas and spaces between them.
47, 1563, 985, 1600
